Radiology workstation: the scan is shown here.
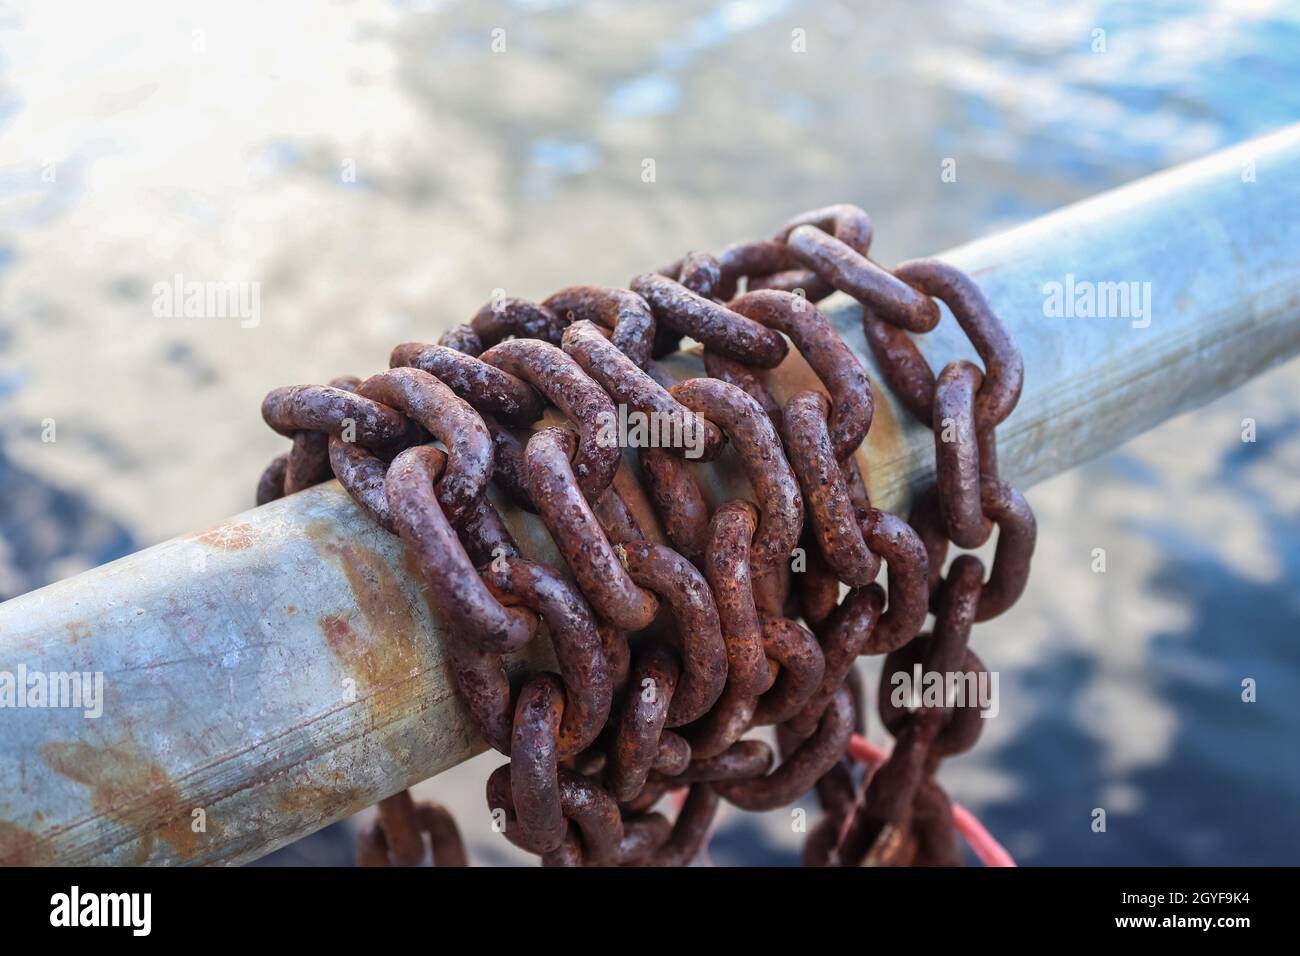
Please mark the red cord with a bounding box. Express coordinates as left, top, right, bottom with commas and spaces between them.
678, 733, 1015, 867
848, 733, 1016, 867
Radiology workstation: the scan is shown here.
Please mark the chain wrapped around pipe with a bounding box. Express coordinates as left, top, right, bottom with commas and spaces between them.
253, 204, 1035, 867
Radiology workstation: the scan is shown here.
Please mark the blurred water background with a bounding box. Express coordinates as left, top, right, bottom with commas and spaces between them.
1, 0, 1297, 865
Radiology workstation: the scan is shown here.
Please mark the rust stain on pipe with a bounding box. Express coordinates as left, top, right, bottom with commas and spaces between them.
40, 741, 215, 863
272, 780, 372, 824
309, 518, 446, 781
312, 530, 430, 691
0, 821, 55, 866
189, 521, 259, 551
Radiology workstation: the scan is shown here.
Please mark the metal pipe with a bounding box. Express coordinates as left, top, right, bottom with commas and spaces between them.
3, 125, 1299, 866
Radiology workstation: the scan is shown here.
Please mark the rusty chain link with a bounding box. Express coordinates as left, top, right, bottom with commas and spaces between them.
254, 203, 1035, 867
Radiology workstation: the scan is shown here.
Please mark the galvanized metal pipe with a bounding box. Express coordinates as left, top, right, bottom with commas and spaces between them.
3, 126, 1299, 865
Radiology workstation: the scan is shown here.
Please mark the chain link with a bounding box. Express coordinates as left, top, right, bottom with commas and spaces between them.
254, 204, 1035, 866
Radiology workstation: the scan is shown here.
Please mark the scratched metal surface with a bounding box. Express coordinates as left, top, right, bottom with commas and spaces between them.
1, 0, 1298, 864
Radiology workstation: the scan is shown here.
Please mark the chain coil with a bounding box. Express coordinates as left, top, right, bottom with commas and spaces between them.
255, 204, 1035, 867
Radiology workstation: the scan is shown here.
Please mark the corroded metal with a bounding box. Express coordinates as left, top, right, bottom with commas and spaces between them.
3, 126, 1300, 865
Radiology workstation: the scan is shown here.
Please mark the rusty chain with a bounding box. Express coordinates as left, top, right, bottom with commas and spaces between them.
254, 204, 1035, 867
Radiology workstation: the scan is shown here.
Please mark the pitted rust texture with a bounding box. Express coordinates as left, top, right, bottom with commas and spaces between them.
486, 764, 623, 866
879, 636, 988, 763
593, 480, 647, 546
608, 645, 680, 803
260, 374, 414, 503
658, 249, 723, 299
679, 685, 760, 761
444, 626, 513, 755
786, 225, 940, 333
713, 686, 854, 811
254, 203, 1033, 868
862, 315, 936, 425
702, 501, 770, 699
679, 501, 773, 761
545, 285, 657, 370
437, 324, 483, 357
562, 319, 723, 460
748, 204, 875, 302
261, 383, 414, 449
653, 250, 727, 364
858, 507, 930, 655
483, 558, 612, 757
649, 250, 723, 358
481, 414, 536, 513
839, 557, 986, 866
328, 435, 408, 532
782, 391, 877, 588
748, 616, 823, 726
728, 288, 873, 459
480, 338, 620, 499
389, 342, 545, 425
933, 361, 989, 549
972, 478, 1036, 621
655, 732, 692, 776
632, 273, 789, 368
471, 296, 568, 348
356, 367, 493, 527
774, 203, 874, 253
429, 328, 541, 513
285, 430, 331, 495
509, 673, 567, 853
661, 739, 774, 786
457, 497, 521, 569
526, 427, 658, 631
794, 535, 841, 630
540, 770, 624, 866
911, 479, 1036, 623
811, 236, 1033, 864
893, 258, 1024, 431
702, 349, 782, 432
386, 444, 536, 654
709, 238, 805, 301
538, 781, 718, 868
639, 448, 710, 562
675, 250, 722, 299
669, 378, 803, 576
620, 541, 728, 727
788, 585, 883, 736
544, 812, 673, 867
